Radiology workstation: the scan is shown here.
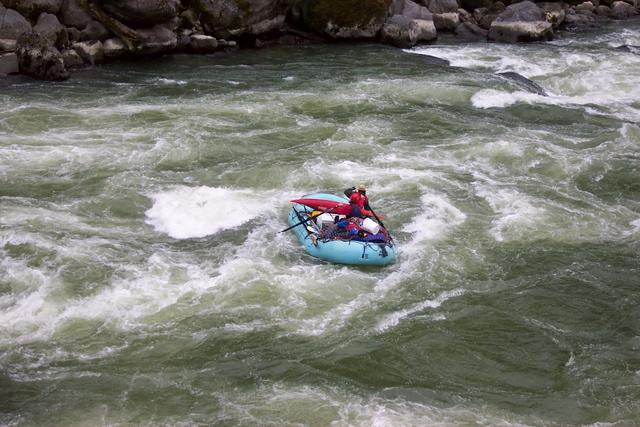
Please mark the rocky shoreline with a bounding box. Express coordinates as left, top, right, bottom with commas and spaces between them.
0, 0, 638, 80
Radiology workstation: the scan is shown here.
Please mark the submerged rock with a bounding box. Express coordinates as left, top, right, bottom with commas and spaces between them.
16, 31, 68, 79
488, 1, 553, 42
498, 71, 547, 95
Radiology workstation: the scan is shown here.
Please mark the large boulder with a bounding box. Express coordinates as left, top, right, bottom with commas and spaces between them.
389, 0, 432, 19
538, 2, 566, 28
488, 1, 553, 42
16, 31, 68, 79
79, 20, 108, 41
102, 37, 127, 57
433, 12, 459, 30
72, 39, 102, 63
194, 0, 288, 39
33, 12, 68, 48
455, 21, 488, 39
428, 0, 459, 13
610, 0, 637, 18
562, 9, 598, 27
190, 34, 218, 53
381, 14, 419, 47
0, 51, 18, 73
414, 17, 437, 40
14, 0, 62, 20
296, 0, 391, 39
102, 0, 177, 28
0, 5, 32, 39
58, 0, 91, 29
135, 24, 176, 54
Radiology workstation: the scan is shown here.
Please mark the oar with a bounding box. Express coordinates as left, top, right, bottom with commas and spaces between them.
369, 208, 386, 229
280, 203, 343, 233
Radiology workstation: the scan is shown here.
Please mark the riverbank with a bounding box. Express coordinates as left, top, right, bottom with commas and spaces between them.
1, 0, 639, 80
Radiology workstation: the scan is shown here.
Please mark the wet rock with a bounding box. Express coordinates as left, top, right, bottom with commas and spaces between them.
427, 0, 459, 14
61, 46, 82, 66
389, 0, 432, 19
79, 20, 109, 41
488, 1, 553, 42
455, 21, 488, 39
0, 5, 32, 39
103, 37, 127, 57
58, 0, 91, 29
0, 51, 18, 73
33, 12, 68, 48
16, 31, 68, 79
433, 12, 459, 30
136, 24, 176, 54
595, 4, 612, 15
14, 0, 62, 20
610, 0, 637, 18
72, 39, 103, 64
0, 37, 17, 51
563, 9, 598, 28
498, 71, 547, 95
195, 0, 288, 39
296, 0, 390, 39
189, 33, 217, 53
102, 0, 177, 28
414, 18, 437, 41
381, 14, 419, 47
538, 2, 566, 28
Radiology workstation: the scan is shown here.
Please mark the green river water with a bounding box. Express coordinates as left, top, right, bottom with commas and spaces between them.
1, 21, 640, 426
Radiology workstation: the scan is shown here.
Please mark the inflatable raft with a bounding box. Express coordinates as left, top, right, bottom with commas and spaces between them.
287, 193, 397, 266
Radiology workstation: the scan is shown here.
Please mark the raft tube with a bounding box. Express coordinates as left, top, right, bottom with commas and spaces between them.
287, 193, 397, 266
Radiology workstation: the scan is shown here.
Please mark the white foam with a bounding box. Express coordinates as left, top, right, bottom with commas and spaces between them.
402, 193, 467, 245
145, 186, 270, 239
375, 288, 465, 333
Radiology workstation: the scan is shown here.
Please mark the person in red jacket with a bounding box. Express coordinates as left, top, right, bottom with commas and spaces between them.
344, 183, 373, 218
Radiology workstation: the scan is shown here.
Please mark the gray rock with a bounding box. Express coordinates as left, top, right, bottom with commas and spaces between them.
498, 71, 547, 95
474, 3, 505, 29
433, 12, 459, 30
66, 26, 80, 42
58, 0, 91, 29
576, 1, 595, 12
595, 4, 612, 15
563, 9, 598, 27
611, 0, 637, 18
457, 8, 474, 23
103, 37, 127, 57
61, 47, 82, 66
0, 5, 32, 39
189, 33, 217, 53
381, 14, 419, 47
180, 9, 202, 32
79, 20, 108, 41
538, 2, 566, 28
428, 0, 459, 14
15, 0, 62, 19
389, 0, 432, 19
136, 24, 176, 54
33, 12, 68, 48
102, 0, 177, 27
72, 39, 102, 64
295, 0, 389, 39
488, 1, 553, 42
455, 21, 487, 39
0, 37, 17, 51
414, 18, 437, 41
195, 0, 288, 38
16, 31, 68, 79
0, 51, 18, 73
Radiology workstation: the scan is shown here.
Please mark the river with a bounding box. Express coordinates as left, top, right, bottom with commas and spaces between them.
1, 21, 639, 426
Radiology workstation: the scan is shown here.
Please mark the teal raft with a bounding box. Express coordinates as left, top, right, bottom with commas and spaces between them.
287, 193, 397, 266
